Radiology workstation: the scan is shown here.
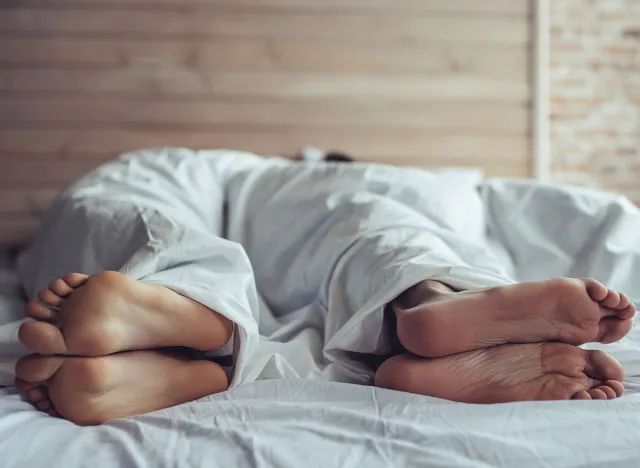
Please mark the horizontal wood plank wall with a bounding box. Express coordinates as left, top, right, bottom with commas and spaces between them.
0, 0, 533, 245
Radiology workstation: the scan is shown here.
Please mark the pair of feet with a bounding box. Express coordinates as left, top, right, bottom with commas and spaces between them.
15, 272, 232, 425
376, 278, 635, 402
15, 273, 636, 425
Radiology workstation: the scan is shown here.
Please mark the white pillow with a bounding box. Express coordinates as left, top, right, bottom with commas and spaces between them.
430, 167, 485, 242
361, 164, 486, 244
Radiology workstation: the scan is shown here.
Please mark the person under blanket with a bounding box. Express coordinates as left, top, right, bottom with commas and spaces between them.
13, 150, 636, 426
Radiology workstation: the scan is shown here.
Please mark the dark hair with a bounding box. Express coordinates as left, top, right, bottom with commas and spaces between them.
324, 151, 354, 163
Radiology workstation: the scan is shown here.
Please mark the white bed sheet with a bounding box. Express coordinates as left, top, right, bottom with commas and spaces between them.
1, 376, 640, 468
0, 150, 639, 467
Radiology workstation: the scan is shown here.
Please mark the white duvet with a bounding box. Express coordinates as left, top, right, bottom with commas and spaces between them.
1, 149, 639, 467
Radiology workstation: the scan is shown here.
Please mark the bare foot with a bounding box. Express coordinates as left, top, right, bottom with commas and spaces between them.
375, 342, 625, 403
394, 278, 636, 358
14, 350, 228, 425
19, 271, 233, 356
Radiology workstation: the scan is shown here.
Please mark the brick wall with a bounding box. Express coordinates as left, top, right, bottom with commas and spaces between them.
550, 0, 640, 202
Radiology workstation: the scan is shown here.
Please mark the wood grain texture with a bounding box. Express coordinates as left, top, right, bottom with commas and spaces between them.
0, 219, 38, 247
0, 130, 527, 162
0, 70, 529, 102
0, 0, 534, 245
0, 189, 59, 215
0, 10, 528, 45
5, 0, 529, 15
0, 98, 529, 133
0, 38, 528, 81
0, 153, 529, 187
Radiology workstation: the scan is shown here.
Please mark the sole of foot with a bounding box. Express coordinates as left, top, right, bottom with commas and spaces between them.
15, 350, 228, 425
19, 271, 233, 356
375, 342, 624, 403
395, 278, 636, 358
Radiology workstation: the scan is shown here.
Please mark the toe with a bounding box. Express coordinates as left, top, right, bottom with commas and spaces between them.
49, 279, 74, 297
583, 278, 608, 302
617, 302, 636, 321
595, 385, 617, 400
36, 400, 53, 411
588, 388, 608, 400
600, 290, 621, 309
15, 355, 66, 383
26, 386, 48, 403
37, 288, 63, 307
583, 349, 624, 382
18, 321, 69, 355
46, 409, 60, 418
63, 273, 89, 288
14, 378, 39, 393
25, 301, 57, 322
598, 317, 633, 344
617, 293, 631, 310
573, 391, 592, 400
604, 380, 624, 397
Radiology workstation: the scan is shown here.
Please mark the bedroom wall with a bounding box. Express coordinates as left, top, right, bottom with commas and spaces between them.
550, 0, 640, 202
0, 0, 533, 245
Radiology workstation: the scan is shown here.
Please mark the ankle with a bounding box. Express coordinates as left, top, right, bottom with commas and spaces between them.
392, 279, 454, 311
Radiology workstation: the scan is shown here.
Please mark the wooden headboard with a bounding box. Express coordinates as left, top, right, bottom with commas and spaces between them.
0, 0, 534, 245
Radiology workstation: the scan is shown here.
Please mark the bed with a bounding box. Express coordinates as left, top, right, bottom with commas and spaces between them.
2, 1, 640, 467
1, 154, 640, 467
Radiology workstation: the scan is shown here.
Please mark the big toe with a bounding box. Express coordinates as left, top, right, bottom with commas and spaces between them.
15, 355, 66, 383
566, 351, 624, 401
18, 321, 69, 355
583, 349, 624, 383
598, 316, 633, 344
